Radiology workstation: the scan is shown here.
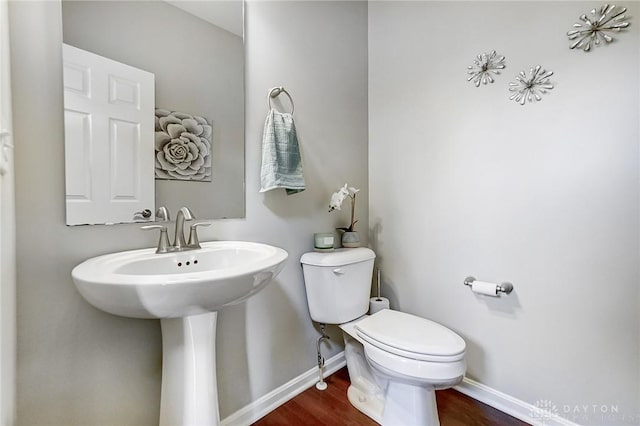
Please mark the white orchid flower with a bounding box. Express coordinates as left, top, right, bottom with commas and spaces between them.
329, 192, 344, 211
328, 184, 349, 212
328, 183, 360, 233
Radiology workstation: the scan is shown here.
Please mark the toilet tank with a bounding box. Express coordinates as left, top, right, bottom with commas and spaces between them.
300, 248, 376, 324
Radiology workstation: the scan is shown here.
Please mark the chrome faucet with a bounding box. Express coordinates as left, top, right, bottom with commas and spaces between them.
142, 206, 210, 253
173, 207, 194, 251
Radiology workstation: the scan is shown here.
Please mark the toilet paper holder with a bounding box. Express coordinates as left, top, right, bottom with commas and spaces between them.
463, 276, 514, 295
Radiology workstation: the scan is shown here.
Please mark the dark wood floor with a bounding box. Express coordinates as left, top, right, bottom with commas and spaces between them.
253, 368, 529, 426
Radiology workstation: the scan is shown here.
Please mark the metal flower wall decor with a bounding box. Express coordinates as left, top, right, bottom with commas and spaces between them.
155, 109, 212, 181
567, 4, 630, 51
508, 66, 554, 105
463, 5, 633, 106
467, 51, 506, 87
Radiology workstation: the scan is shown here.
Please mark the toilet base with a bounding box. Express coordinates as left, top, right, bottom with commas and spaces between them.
381, 381, 439, 426
347, 385, 384, 424
343, 331, 386, 423
347, 379, 440, 426
341, 325, 443, 426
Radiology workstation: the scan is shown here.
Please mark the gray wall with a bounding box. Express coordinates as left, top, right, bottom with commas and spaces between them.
369, 1, 639, 423
62, 0, 245, 220
9, 0, 368, 424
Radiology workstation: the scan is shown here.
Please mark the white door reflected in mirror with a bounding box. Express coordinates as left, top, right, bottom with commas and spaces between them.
63, 44, 155, 225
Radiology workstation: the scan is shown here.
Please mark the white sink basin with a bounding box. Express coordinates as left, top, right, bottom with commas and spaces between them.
72, 241, 288, 319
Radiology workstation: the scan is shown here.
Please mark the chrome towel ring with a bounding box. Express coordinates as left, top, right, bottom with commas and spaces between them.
267, 86, 295, 115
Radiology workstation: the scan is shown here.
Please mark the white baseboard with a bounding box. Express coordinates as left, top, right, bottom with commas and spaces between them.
221, 352, 346, 426
222, 353, 578, 426
455, 378, 580, 426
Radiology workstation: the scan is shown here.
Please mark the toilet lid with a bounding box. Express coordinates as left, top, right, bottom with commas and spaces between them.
355, 310, 466, 361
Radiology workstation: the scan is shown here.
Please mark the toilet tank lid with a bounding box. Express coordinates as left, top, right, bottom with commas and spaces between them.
300, 247, 375, 266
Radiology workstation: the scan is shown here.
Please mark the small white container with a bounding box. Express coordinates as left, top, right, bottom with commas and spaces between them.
313, 232, 335, 251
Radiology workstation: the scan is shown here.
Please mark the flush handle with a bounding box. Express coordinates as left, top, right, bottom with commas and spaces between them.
333, 268, 345, 276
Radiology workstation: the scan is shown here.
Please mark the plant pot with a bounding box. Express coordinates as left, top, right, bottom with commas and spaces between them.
341, 231, 360, 248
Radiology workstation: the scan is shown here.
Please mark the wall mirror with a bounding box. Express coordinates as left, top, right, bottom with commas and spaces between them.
61, 0, 245, 225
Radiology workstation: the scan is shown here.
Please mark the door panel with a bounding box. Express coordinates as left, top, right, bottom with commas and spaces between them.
63, 43, 155, 225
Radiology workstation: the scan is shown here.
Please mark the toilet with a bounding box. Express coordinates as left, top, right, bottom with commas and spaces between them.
300, 248, 466, 426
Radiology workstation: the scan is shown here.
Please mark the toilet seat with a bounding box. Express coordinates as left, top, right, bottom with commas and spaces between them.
355, 309, 466, 362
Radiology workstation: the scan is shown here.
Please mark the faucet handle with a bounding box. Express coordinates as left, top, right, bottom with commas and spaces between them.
156, 206, 171, 222
187, 222, 211, 248
141, 225, 172, 253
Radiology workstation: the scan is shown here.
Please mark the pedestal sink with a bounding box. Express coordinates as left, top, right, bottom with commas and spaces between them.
72, 241, 288, 426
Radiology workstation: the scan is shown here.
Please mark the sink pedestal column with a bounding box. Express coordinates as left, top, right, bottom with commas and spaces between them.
159, 312, 219, 426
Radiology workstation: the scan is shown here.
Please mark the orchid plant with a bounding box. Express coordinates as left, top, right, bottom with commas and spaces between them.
328, 184, 360, 232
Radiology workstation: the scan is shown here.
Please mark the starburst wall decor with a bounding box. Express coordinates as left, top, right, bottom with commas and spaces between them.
467, 51, 506, 87
567, 4, 630, 51
463, 4, 633, 106
508, 66, 554, 106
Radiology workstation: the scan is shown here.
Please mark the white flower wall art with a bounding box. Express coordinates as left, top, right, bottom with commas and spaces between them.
155, 109, 212, 181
